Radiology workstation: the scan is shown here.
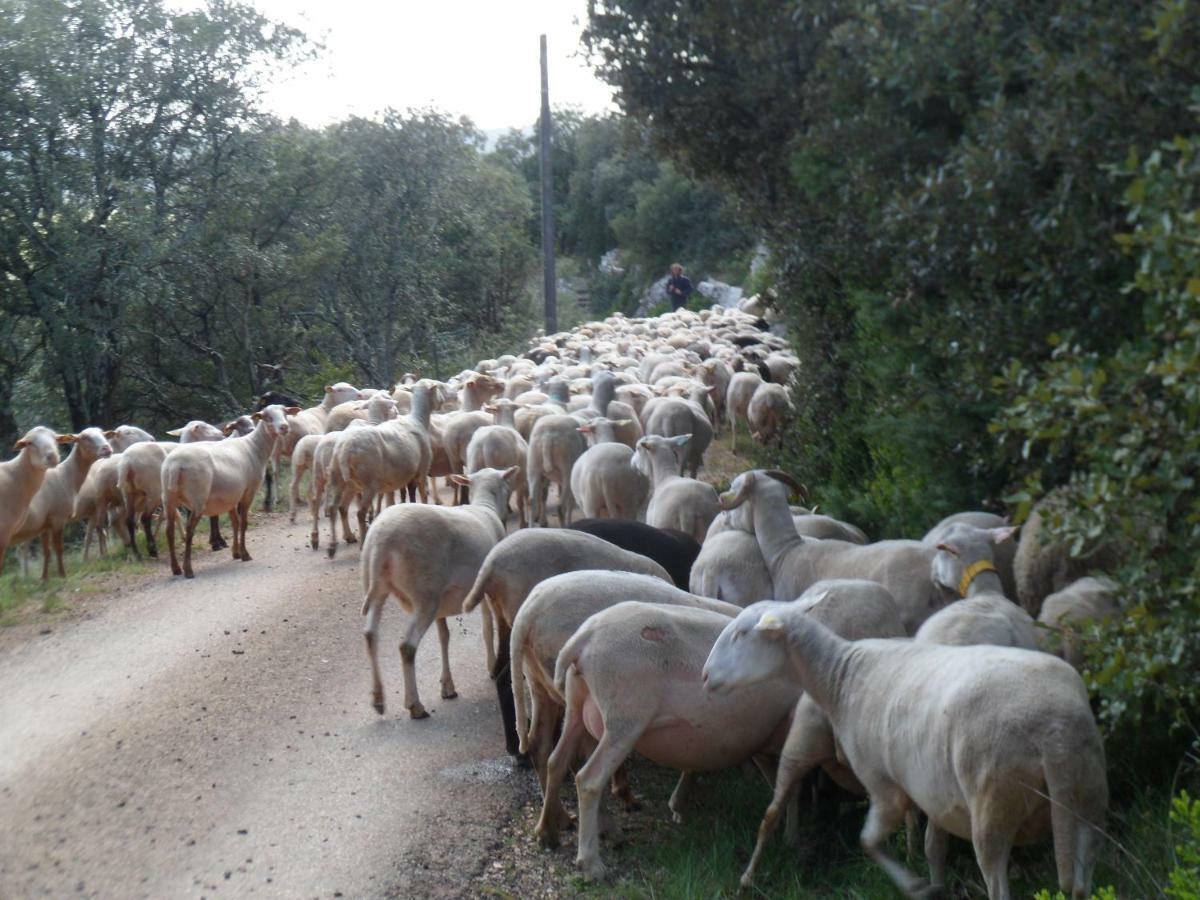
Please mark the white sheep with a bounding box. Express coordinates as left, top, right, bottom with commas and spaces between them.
162, 404, 296, 578
526, 414, 587, 527
920, 522, 1038, 650
701, 580, 906, 890
465, 421, 529, 528
0, 427, 64, 576
10, 428, 113, 579
632, 434, 719, 543
703, 602, 1108, 900
460, 528, 671, 755
360, 466, 518, 718
510, 570, 738, 844
725, 370, 762, 451
720, 469, 947, 633
924, 510, 1017, 599
747, 381, 793, 445
267, 383, 360, 511
569, 417, 649, 521
1037, 576, 1120, 669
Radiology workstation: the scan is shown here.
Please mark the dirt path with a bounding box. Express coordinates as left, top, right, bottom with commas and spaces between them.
0, 511, 537, 899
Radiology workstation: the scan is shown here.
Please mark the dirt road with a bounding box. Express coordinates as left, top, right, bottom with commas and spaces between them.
0, 512, 536, 899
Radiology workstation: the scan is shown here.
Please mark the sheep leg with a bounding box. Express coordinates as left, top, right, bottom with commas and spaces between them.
971, 821, 1016, 900
340, 495, 356, 544
83, 519, 95, 561
860, 790, 932, 898
288, 460, 306, 524
125, 508, 142, 561
480, 603, 497, 676
209, 516, 227, 551
235, 502, 251, 560
141, 513, 156, 558
263, 454, 275, 513
610, 765, 640, 812
309, 476, 323, 550
362, 586, 388, 714
435, 617, 457, 699
397, 606, 437, 718
925, 821, 949, 889
668, 771, 695, 824
324, 488, 342, 559
740, 739, 827, 890
353, 491, 373, 545
490, 619, 523, 759
535, 670, 588, 849
227, 507, 241, 560
53, 529, 65, 577
181, 510, 200, 579
167, 506, 181, 576
574, 712, 641, 882
40, 532, 51, 580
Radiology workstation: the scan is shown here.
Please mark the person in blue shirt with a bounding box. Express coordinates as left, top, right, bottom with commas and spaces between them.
667, 263, 693, 311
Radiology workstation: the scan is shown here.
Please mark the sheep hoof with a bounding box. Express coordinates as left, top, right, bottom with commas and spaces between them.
535, 825, 559, 849
408, 702, 429, 719
671, 811, 684, 824
512, 753, 531, 770
326, 545, 337, 560
183, 569, 195, 579
371, 697, 385, 715
345, 534, 358, 545
578, 858, 606, 882
310, 535, 319, 550
441, 688, 458, 700
240, 551, 252, 562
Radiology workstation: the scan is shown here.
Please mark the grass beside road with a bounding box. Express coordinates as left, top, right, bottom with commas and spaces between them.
0, 541, 154, 626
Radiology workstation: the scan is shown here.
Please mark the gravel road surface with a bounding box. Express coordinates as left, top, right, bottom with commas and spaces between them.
0, 512, 535, 899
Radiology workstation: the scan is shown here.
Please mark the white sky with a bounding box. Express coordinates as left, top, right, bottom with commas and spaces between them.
239, 0, 615, 131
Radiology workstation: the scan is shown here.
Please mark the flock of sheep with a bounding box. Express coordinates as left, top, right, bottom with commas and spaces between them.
0, 298, 1118, 900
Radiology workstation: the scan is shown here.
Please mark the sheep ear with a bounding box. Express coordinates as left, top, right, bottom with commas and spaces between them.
220, 422, 238, 435
990, 525, 1018, 544
483, 403, 497, 412
755, 612, 785, 634
284, 406, 301, 416
57, 434, 78, 444
449, 474, 471, 487
668, 434, 691, 447
936, 542, 960, 556
615, 419, 633, 427
13, 438, 29, 449
165, 427, 184, 437
324, 385, 333, 393
501, 465, 520, 483
251, 412, 263, 422
104, 429, 119, 438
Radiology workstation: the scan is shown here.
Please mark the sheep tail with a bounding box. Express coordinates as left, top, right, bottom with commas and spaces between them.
553, 626, 591, 695
1043, 736, 1107, 897
511, 614, 533, 754
462, 557, 490, 614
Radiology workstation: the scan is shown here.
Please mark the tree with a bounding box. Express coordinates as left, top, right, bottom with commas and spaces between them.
0, 0, 306, 429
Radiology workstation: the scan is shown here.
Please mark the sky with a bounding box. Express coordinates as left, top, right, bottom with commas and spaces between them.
234, 0, 616, 132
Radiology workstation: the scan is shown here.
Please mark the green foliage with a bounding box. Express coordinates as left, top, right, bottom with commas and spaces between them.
1169, 792, 1200, 900
995, 130, 1200, 755
585, 0, 1200, 537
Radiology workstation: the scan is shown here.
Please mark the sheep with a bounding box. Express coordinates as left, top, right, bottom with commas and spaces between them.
526, 414, 587, 527
0, 427, 64, 576
919, 522, 1039, 650
510, 571, 738, 843
162, 404, 296, 578
689, 528, 774, 606
266, 382, 360, 512
1013, 491, 1121, 616
71, 425, 159, 559
631, 434, 719, 543
322, 388, 431, 555
747, 381, 793, 446
700, 580, 906, 890
465, 421, 529, 528
696, 358, 732, 427
1037, 577, 1120, 669
360, 466, 518, 719
924, 510, 1017, 599
726, 370, 763, 451
460, 529, 672, 755
567, 518, 701, 589
548, 601, 802, 880
720, 469, 948, 633
10, 428, 113, 579
641, 387, 713, 477
569, 417, 650, 521
703, 602, 1108, 900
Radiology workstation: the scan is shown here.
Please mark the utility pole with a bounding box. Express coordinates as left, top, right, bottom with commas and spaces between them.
539, 33, 557, 335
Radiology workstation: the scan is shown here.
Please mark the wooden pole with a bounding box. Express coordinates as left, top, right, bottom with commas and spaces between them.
539, 34, 557, 335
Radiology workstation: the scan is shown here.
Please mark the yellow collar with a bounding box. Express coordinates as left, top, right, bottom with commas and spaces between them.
959, 560, 998, 598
